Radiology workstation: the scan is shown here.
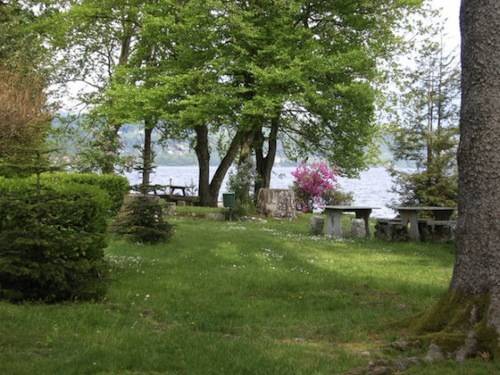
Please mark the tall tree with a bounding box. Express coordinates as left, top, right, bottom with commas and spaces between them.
249, 0, 424, 194
50, 0, 144, 173
113, 0, 422, 206
389, 22, 461, 208
413, 0, 500, 360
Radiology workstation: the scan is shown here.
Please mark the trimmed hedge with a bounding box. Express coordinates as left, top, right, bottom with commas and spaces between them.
41, 173, 130, 215
111, 195, 174, 244
0, 178, 110, 302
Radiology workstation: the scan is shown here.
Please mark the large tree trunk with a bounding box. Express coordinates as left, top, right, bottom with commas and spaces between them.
207, 130, 253, 207
194, 125, 211, 206
254, 116, 279, 196
414, 0, 500, 360
194, 126, 253, 207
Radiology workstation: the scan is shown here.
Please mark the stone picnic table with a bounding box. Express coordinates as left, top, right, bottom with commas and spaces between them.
396, 206, 456, 241
324, 205, 379, 238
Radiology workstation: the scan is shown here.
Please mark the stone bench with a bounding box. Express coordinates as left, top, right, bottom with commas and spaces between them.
376, 218, 455, 242
375, 219, 409, 241
426, 220, 456, 242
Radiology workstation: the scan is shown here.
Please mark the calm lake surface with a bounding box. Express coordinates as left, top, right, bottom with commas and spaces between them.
126, 166, 397, 218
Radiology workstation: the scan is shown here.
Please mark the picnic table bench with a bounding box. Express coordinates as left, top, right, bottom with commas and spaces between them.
396, 206, 456, 241
130, 184, 199, 205
131, 184, 188, 196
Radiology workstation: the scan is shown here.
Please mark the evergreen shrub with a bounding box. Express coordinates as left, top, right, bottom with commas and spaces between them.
42, 173, 130, 215
0, 177, 110, 302
111, 195, 174, 244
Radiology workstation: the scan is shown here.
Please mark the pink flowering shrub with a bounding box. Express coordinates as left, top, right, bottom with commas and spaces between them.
292, 162, 337, 212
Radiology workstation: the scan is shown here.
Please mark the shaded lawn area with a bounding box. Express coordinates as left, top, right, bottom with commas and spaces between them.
0, 214, 498, 374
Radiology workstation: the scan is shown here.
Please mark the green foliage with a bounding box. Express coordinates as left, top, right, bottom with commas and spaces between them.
104, 0, 423, 177
391, 168, 458, 208
41, 172, 130, 215
227, 157, 256, 216
0, 147, 55, 179
0, 177, 110, 302
111, 195, 174, 244
387, 15, 460, 208
323, 188, 354, 206
0, 1, 51, 69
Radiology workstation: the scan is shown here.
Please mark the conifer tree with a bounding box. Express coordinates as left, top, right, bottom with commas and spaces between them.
389, 19, 460, 207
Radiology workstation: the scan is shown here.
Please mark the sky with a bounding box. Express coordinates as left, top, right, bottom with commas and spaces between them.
433, 0, 461, 50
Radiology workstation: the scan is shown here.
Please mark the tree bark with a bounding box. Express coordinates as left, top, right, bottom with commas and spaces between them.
194, 126, 253, 207
452, 0, 500, 301
451, 0, 500, 314
141, 120, 154, 188
254, 116, 279, 196
194, 125, 211, 206
414, 0, 500, 359
207, 130, 253, 207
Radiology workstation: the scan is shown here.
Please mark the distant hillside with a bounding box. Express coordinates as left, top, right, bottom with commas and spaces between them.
53, 116, 404, 167
117, 124, 295, 166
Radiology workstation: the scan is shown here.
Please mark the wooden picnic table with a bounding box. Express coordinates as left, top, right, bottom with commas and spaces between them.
324, 205, 379, 238
167, 185, 187, 196
396, 206, 456, 241
131, 184, 187, 196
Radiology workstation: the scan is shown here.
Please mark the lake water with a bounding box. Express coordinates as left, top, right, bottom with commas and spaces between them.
126, 166, 397, 218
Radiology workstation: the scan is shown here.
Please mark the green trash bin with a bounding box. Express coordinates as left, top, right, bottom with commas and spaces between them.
222, 192, 236, 209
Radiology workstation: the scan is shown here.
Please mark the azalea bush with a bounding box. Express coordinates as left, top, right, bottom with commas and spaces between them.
292, 162, 337, 212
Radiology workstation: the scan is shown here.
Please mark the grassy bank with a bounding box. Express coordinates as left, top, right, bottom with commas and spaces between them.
0, 213, 497, 374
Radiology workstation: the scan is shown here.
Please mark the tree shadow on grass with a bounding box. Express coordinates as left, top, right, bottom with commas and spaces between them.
0, 217, 456, 375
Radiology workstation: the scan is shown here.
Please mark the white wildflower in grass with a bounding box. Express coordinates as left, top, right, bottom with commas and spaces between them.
106, 255, 145, 270
225, 225, 247, 231
261, 247, 284, 262
262, 228, 276, 233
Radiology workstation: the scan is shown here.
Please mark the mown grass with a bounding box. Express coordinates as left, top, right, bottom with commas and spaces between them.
1, 213, 498, 374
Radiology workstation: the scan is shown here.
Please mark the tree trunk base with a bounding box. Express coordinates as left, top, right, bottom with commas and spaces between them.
411, 291, 499, 361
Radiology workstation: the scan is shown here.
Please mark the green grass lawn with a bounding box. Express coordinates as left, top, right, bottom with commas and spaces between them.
0, 213, 498, 374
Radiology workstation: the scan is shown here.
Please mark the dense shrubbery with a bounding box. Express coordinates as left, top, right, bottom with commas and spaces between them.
111, 195, 174, 244
227, 159, 257, 218
0, 177, 110, 302
323, 189, 354, 206
41, 173, 130, 215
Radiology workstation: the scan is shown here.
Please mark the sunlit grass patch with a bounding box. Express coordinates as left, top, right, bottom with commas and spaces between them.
0, 213, 498, 374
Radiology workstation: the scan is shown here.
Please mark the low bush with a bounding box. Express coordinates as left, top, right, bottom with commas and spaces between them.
111, 195, 174, 244
0, 177, 110, 302
42, 173, 130, 215
323, 189, 354, 205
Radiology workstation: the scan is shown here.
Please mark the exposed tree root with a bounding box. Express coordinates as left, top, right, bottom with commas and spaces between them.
344, 291, 499, 375
411, 291, 499, 361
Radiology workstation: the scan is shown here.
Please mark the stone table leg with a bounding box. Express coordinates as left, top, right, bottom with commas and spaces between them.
356, 209, 372, 238
400, 211, 420, 241
325, 210, 343, 238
